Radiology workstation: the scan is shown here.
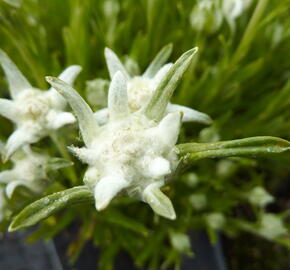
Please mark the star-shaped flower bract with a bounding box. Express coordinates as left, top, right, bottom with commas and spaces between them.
0, 49, 81, 160
94, 44, 212, 125
46, 47, 204, 219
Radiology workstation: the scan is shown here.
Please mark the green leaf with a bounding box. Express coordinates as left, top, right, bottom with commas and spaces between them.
143, 43, 173, 78
46, 157, 73, 171
177, 136, 290, 163
9, 186, 93, 232
143, 47, 198, 122
103, 210, 149, 236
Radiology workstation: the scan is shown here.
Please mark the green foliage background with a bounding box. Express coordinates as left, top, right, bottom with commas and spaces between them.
0, 0, 290, 269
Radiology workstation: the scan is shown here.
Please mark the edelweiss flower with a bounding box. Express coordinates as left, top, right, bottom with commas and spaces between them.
46, 47, 204, 219
0, 50, 81, 160
0, 146, 51, 198
94, 45, 212, 125
47, 73, 180, 219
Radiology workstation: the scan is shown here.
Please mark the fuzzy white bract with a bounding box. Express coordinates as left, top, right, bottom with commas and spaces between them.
0, 50, 81, 160
0, 146, 50, 198
46, 71, 182, 219
94, 45, 212, 125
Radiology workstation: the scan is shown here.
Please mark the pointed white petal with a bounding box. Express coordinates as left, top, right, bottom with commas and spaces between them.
148, 157, 171, 178
3, 126, 38, 161
143, 183, 176, 220
6, 180, 37, 198
94, 108, 109, 125
167, 104, 212, 124
0, 171, 16, 184
57, 65, 82, 85
104, 48, 130, 80
46, 110, 76, 130
151, 63, 173, 90
68, 146, 96, 164
46, 77, 99, 147
0, 98, 20, 122
48, 65, 82, 109
143, 43, 173, 78
94, 174, 129, 211
108, 71, 129, 121
0, 49, 32, 98
157, 112, 181, 146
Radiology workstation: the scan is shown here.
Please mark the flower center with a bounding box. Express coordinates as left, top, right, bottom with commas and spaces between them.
127, 77, 154, 111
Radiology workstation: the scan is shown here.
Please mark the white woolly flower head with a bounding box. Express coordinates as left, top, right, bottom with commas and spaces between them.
94, 45, 212, 125
46, 46, 205, 219
0, 49, 81, 160
46, 71, 181, 219
0, 146, 49, 198
0, 146, 72, 199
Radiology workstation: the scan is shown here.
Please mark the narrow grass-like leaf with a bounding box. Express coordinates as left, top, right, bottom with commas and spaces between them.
144, 47, 198, 122
103, 210, 149, 236
143, 43, 173, 78
177, 136, 290, 163
9, 186, 93, 232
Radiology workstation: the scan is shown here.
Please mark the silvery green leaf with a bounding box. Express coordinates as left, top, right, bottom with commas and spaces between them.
46, 76, 99, 147
144, 47, 198, 122
143, 43, 173, 78
167, 104, 212, 124
0, 49, 32, 98
9, 186, 93, 231
177, 136, 290, 164
48, 65, 82, 109
143, 183, 176, 220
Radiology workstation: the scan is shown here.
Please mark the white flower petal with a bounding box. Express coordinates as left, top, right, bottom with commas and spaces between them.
148, 157, 171, 178
151, 63, 173, 89
46, 76, 99, 147
156, 112, 181, 147
143, 182, 176, 220
48, 65, 82, 109
46, 110, 76, 130
0, 171, 16, 184
104, 48, 130, 80
3, 126, 38, 161
0, 49, 32, 98
0, 98, 21, 122
5, 180, 37, 198
57, 65, 82, 85
94, 108, 109, 125
94, 173, 129, 211
167, 104, 212, 124
108, 71, 129, 121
